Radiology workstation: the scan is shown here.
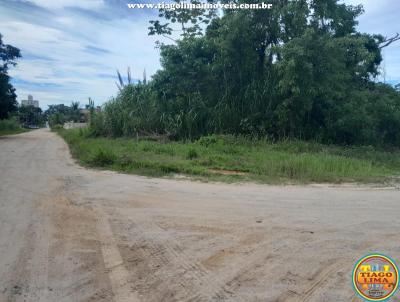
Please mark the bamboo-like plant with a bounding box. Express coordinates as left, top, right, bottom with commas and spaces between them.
116, 67, 133, 92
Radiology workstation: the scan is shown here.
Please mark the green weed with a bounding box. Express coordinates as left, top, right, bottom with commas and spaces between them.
58, 129, 400, 184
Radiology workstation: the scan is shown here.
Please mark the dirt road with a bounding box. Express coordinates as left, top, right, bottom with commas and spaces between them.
1, 129, 399, 302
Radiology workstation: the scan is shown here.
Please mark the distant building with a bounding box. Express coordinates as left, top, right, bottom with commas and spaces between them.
21, 95, 39, 108
79, 107, 101, 123
79, 108, 90, 123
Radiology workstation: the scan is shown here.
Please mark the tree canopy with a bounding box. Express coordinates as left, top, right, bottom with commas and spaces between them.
92, 0, 400, 146
0, 33, 21, 120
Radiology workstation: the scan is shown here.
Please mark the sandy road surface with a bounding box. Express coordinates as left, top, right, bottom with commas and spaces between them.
1, 129, 399, 302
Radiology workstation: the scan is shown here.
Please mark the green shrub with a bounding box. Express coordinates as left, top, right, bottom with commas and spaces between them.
197, 135, 219, 147
48, 113, 65, 128
51, 124, 64, 131
91, 84, 160, 138
89, 148, 116, 166
0, 117, 25, 136
78, 127, 91, 138
88, 111, 105, 137
186, 148, 199, 160
0, 117, 21, 131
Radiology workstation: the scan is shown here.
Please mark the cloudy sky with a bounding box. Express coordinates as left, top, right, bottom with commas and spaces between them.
0, 0, 399, 109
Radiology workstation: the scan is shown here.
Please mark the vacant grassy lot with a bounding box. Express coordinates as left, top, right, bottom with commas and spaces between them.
58, 128, 400, 184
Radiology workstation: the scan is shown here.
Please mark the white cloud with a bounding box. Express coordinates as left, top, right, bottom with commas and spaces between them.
0, 2, 166, 108
1, 0, 399, 109
29, 0, 104, 9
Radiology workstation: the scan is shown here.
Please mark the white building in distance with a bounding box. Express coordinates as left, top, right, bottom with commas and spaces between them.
21, 95, 39, 108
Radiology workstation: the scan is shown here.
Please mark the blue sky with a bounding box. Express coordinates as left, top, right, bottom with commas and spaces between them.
0, 0, 399, 109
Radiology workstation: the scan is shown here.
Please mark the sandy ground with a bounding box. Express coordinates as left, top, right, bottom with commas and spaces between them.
0, 129, 400, 302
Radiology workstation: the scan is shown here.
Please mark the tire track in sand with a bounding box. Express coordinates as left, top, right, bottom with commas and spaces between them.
96, 207, 140, 302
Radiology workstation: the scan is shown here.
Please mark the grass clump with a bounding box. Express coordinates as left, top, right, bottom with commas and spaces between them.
57, 129, 400, 184
186, 148, 199, 160
50, 124, 64, 131
89, 148, 116, 166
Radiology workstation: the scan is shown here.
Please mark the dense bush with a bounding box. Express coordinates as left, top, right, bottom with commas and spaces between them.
50, 124, 64, 131
93, 84, 161, 137
0, 33, 20, 120
90, 0, 400, 147
0, 117, 21, 131
46, 102, 81, 128
89, 148, 116, 166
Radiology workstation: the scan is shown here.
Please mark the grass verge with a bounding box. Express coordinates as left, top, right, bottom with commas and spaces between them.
0, 118, 27, 137
0, 128, 28, 136
58, 128, 400, 184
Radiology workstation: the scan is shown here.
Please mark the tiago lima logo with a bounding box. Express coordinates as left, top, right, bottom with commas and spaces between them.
353, 254, 399, 301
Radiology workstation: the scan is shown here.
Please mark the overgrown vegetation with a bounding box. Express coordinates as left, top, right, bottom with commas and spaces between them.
0, 33, 45, 129
51, 1, 400, 184
59, 128, 400, 184
86, 0, 400, 148
45, 101, 87, 128
0, 118, 26, 136
19, 105, 45, 128
0, 33, 21, 120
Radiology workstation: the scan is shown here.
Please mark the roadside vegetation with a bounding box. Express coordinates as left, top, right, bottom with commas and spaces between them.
52, 0, 400, 184
82, 1, 400, 148
0, 118, 27, 136
59, 128, 400, 184
46, 100, 92, 128
0, 33, 45, 131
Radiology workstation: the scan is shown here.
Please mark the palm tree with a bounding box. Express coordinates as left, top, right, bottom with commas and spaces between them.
70, 101, 80, 122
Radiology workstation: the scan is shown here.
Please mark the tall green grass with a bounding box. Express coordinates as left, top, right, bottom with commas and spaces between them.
58, 129, 400, 184
0, 118, 26, 136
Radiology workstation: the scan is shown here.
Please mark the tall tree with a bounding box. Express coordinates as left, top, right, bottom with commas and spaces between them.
147, 0, 399, 143
0, 33, 21, 119
90, 0, 400, 146
19, 105, 43, 127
